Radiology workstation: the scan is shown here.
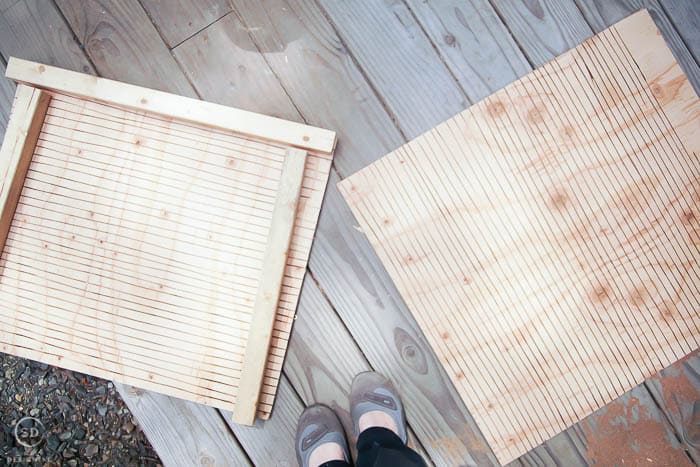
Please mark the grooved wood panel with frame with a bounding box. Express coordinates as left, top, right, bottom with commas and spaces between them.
0, 59, 336, 425
339, 10, 699, 464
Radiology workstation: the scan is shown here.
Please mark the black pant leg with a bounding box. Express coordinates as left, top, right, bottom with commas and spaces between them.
320, 461, 352, 467
355, 427, 427, 467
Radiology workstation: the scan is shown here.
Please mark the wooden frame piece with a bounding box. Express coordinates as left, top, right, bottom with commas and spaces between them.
0, 84, 50, 256
233, 147, 307, 425
5, 58, 336, 154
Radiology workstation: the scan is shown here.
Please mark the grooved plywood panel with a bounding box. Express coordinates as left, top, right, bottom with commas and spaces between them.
0, 92, 333, 420
339, 10, 700, 463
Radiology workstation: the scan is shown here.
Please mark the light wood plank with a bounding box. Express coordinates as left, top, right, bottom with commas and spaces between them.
5, 58, 336, 154
140, 0, 232, 48
339, 10, 700, 463
576, 0, 700, 94
317, 0, 468, 139
115, 382, 251, 467
404, 0, 531, 103
0, 84, 49, 255
491, 0, 593, 66
0, 0, 94, 73
234, 147, 307, 425
54, 0, 196, 97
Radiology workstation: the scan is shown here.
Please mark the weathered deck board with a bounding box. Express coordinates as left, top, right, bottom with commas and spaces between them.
404, 0, 530, 103
490, 0, 593, 67
172, 12, 301, 122
646, 351, 700, 463
222, 376, 301, 465
139, 0, 232, 48
575, 0, 700, 93
228, 0, 495, 463
115, 382, 251, 467
55, 0, 196, 97
660, 0, 700, 64
0, 61, 15, 138
318, 0, 467, 139
0, 0, 93, 73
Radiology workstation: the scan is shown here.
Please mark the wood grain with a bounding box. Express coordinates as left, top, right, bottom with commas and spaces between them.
139, 0, 232, 48
0, 85, 334, 421
0, 0, 94, 73
404, 0, 530, 103
491, 0, 593, 67
54, 0, 196, 97
0, 84, 49, 255
115, 382, 251, 466
339, 10, 700, 463
234, 147, 306, 425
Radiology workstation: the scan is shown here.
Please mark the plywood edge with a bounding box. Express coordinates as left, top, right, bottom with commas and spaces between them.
232, 147, 307, 425
0, 84, 50, 256
6, 58, 337, 155
614, 9, 700, 152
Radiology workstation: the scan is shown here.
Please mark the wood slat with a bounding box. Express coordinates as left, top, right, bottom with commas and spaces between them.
234, 147, 307, 425
576, 0, 700, 95
55, 0, 197, 97
0, 0, 94, 73
140, 0, 232, 48
491, 0, 593, 67
317, 0, 468, 139
115, 382, 251, 466
404, 0, 531, 103
339, 10, 700, 463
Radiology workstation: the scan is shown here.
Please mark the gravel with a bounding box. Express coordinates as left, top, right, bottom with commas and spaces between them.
0, 354, 161, 466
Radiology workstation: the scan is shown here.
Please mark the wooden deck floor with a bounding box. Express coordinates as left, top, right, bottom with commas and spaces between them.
0, 1, 698, 465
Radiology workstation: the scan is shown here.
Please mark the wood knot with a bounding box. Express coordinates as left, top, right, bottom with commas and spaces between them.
444, 33, 456, 46
486, 100, 505, 118
462, 276, 471, 285
549, 190, 569, 210
38, 65, 46, 73
527, 105, 545, 124
441, 331, 450, 340
590, 284, 610, 303
682, 209, 696, 225
140, 98, 148, 105
302, 135, 310, 142
628, 286, 647, 307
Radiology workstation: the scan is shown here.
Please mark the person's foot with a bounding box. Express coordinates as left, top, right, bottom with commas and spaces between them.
350, 371, 407, 443
295, 404, 350, 467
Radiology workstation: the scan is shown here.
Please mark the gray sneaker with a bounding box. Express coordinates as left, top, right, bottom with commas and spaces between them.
350, 371, 407, 443
295, 404, 350, 467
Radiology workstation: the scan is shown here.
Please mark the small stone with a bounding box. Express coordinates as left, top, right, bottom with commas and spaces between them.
46, 434, 60, 451
96, 403, 107, 417
59, 431, 72, 441
62, 447, 76, 459
74, 427, 86, 440
14, 393, 22, 402
95, 386, 106, 396
84, 444, 99, 457
124, 421, 134, 434
29, 408, 39, 417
